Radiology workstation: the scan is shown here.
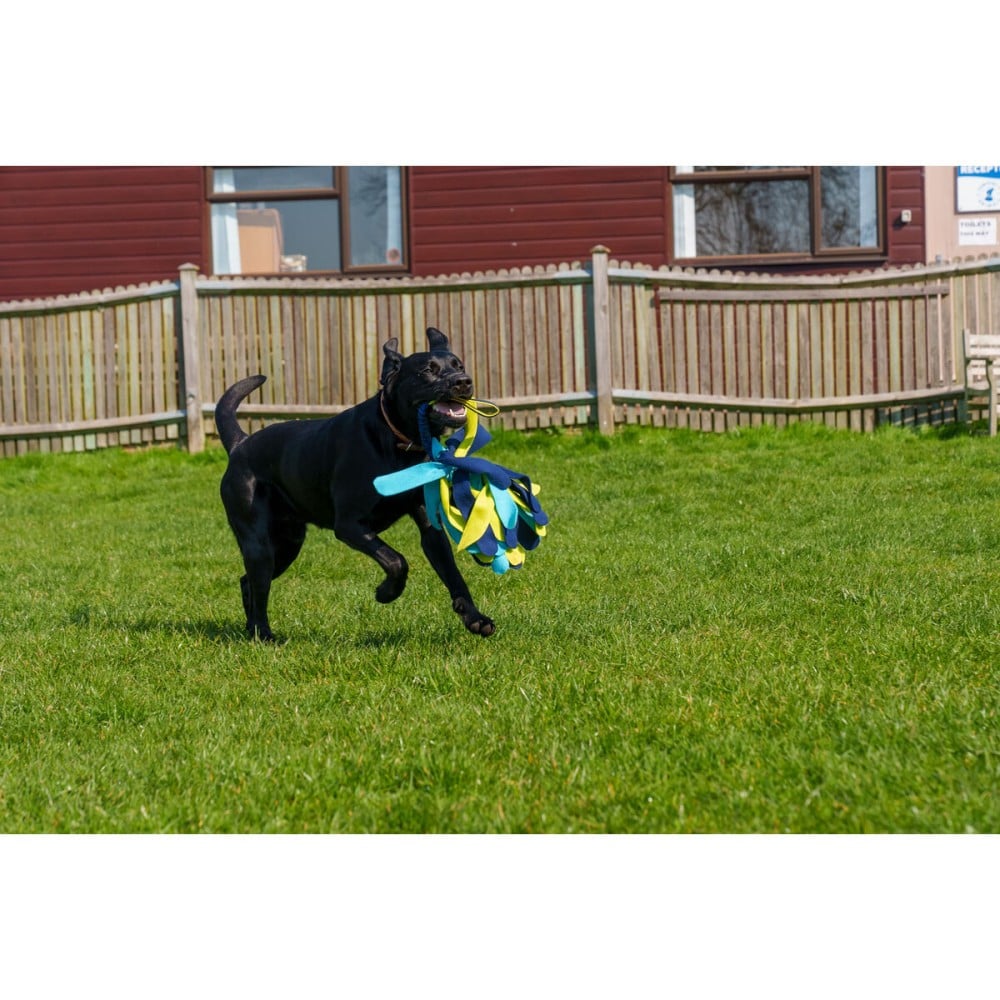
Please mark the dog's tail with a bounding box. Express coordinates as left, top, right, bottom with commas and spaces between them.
215, 375, 267, 454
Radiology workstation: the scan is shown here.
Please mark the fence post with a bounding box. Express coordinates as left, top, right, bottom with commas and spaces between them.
590, 245, 614, 435
178, 263, 205, 453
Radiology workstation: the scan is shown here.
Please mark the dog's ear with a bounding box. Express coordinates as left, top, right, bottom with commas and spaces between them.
426, 327, 450, 352
380, 338, 403, 386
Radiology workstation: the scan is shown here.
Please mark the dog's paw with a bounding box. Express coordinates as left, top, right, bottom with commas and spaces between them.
247, 623, 277, 643
453, 598, 496, 637
468, 615, 496, 637
375, 576, 407, 604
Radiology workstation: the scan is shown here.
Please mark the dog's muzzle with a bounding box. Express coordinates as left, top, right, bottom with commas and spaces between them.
428, 375, 473, 428
429, 399, 468, 425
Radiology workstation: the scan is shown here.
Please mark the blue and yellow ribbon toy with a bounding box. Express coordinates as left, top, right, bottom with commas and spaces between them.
374, 401, 548, 574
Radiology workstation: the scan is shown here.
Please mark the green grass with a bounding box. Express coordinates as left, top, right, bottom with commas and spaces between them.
2, 420, 1000, 833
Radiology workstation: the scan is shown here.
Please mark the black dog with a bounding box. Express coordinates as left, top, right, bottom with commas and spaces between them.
215, 327, 496, 641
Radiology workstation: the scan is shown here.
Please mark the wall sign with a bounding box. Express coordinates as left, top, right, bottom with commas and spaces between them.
957, 167, 1000, 213
958, 217, 998, 245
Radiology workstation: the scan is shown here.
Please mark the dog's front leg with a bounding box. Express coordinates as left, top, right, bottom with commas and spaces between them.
413, 509, 496, 637
334, 521, 410, 604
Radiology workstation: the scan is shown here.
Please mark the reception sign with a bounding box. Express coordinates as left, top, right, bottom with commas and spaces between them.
957, 167, 1000, 213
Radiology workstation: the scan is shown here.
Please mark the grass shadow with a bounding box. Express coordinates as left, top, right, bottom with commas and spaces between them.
354, 628, 413, 649
69, 602, 466, 650
130, 618, 251, 643
69, 605, 249, 644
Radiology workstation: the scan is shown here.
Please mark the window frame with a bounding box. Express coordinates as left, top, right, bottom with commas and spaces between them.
667, 166, 887, 267
204, 166, 409, 277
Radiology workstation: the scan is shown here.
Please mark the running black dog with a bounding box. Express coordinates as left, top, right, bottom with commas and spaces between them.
215, 327, 495, 641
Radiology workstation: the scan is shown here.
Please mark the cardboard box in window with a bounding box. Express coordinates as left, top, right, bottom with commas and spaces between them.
237, 208, 283, 273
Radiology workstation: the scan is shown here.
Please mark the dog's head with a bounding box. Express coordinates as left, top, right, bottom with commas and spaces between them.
380, 327, 473, 439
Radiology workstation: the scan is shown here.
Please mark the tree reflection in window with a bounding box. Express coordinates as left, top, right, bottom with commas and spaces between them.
672, 167, 881, 261
692, 180, 810, 255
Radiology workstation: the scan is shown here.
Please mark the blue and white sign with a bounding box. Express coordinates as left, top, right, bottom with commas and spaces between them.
957, 166, 1000, 213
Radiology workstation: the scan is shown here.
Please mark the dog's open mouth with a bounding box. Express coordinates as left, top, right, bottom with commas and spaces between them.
430, 399, 468, 425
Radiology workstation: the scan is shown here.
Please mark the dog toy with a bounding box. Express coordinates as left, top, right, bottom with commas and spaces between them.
373, 400, 548, 574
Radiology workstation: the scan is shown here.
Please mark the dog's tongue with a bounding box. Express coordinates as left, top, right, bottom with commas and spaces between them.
432, 400, 467, 421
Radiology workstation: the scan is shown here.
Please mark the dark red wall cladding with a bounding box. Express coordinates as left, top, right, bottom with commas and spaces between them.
408, 165, 928, 275
885, 165, 926, 264
0, 166, 926, 301
0, 166, 205, 301
407, 165, 670, 274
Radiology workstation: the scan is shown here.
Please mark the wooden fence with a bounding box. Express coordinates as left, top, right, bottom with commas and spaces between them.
2, 249, 999, 457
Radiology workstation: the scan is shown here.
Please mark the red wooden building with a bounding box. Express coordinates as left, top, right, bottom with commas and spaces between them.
0, 166, 926, 302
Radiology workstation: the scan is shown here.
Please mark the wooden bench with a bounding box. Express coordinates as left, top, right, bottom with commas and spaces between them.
964, 329, 1000, 436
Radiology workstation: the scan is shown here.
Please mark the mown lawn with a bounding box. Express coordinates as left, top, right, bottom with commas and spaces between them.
2, 421, 999, 833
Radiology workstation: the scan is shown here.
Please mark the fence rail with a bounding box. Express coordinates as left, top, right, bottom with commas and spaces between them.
2, 250, 999, 456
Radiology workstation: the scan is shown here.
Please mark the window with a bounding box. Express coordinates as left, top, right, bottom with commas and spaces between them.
670, 166, 883, 264
207, 166, 406, 275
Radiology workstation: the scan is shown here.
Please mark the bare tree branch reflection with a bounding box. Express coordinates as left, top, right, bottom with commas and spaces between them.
695, 181, 810, 255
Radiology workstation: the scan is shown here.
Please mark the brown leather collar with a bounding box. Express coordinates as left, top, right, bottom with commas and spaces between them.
378, 391, 423, 452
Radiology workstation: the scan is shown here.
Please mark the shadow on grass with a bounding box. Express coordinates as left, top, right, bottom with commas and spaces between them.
70, 605, 249, 644
355, 628, 411, 649
68, 603, 441, 649
69, 604, 247, 643
132, 618, 253, 643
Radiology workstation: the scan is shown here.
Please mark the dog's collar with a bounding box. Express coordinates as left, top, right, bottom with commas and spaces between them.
378, 391, 424, 453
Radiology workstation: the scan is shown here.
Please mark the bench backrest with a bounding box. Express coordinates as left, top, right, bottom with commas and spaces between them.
965, 329, 1000, 361
965, 330, 1000, 392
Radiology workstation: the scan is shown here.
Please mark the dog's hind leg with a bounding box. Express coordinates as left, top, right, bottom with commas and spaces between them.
240, 574, 253, 621
239, 519, 303, 620
222, 471, 282, 642
236, 518, 306, 641
238, 536, 277, 641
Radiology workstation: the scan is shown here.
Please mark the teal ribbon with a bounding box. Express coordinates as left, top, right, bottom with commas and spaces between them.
373, 403, 548, 574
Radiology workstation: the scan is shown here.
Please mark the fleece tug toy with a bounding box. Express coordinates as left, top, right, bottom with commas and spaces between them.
374, 401, 548, 574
